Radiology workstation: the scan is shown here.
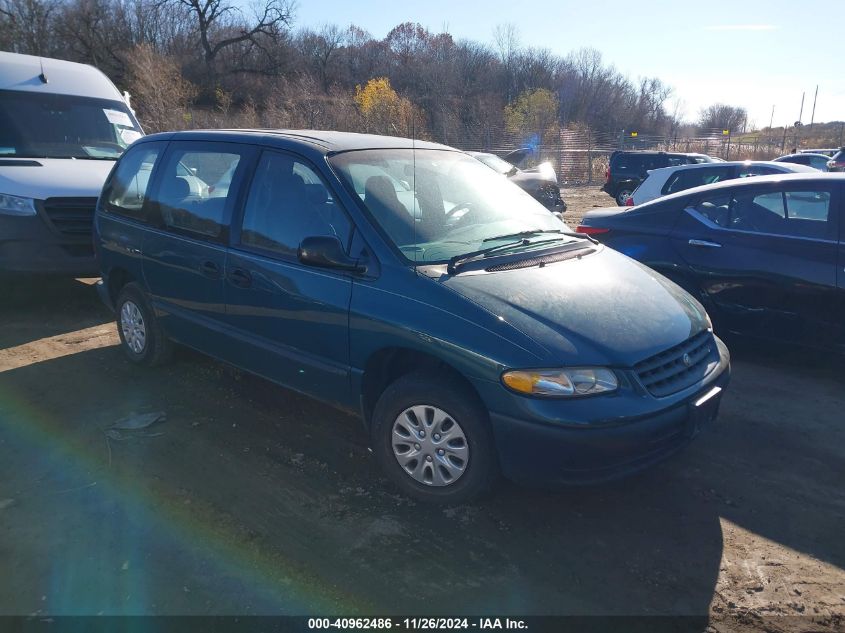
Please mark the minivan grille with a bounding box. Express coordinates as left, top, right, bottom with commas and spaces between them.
43, 197, 97, 237
634, 330, 716, 397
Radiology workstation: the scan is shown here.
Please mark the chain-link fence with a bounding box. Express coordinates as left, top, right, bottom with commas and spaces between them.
449, 127, 799, 185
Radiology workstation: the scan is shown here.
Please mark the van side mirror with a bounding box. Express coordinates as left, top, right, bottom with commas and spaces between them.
298, 236, 366, 273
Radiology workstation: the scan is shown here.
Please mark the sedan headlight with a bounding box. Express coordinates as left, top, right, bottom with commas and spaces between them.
502, 367, 618, 397
0, 193, 36, 216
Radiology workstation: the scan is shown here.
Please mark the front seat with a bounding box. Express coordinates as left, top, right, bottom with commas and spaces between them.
364, 176, 414, 245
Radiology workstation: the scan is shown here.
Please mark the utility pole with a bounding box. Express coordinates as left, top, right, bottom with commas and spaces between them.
768, 105, 775, 152
810, 85, 818, 126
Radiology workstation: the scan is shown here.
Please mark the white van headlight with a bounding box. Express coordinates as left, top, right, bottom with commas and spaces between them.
502, 367, 618, 397
0, 193, 36, 216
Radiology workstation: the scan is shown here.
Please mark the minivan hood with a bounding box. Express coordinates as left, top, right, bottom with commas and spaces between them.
0, 158, 115, 200
441, 246, 709, 367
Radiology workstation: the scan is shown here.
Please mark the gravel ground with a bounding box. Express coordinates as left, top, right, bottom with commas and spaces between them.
562, 184, 617, 226
0, 273, 843, 630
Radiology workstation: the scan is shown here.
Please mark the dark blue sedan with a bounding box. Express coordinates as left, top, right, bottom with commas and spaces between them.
577, 173, 845, 348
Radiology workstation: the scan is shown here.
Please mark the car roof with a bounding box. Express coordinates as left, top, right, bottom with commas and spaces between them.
645, 160, 816, 176
0, 51, 124, 101
775, 153, 831, 160
139, 129, 454, 155
637, 172, 845, 208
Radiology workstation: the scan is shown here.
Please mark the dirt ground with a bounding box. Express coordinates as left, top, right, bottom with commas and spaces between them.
1, 274, 844, 631
562, 184, 618, 226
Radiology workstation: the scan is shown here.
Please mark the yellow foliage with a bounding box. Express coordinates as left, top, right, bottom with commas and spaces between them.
504, 89, 559, 142
354, 77, 425, 137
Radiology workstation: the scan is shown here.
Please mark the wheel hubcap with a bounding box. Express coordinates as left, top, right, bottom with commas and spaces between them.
120, 300, 146, 354
391, 405, 469, 487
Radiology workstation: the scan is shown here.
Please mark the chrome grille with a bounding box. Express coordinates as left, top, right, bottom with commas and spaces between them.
42, 197, 97, 237
634, 330, 717, 397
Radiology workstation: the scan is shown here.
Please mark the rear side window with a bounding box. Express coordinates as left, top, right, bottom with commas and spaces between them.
103, 142, 164, 221
730, 189, 832, 238
662, 167, 734, 195
693, 188, 834, 238
239, 151, 351, 258
150, 144, 246, 240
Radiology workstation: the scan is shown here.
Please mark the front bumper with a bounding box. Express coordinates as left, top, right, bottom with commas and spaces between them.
0, 213, 97, 277
485, 339, 731, 485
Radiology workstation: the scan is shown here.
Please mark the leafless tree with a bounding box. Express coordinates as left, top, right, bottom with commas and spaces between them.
172, 0, 294, 81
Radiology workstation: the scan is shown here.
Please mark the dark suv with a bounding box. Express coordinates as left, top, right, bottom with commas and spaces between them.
603, 151, 714, 205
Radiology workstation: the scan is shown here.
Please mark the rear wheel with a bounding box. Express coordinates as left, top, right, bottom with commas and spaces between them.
371, 371, 498, 504
615, 187, 634, 206
115, 283, 172, 366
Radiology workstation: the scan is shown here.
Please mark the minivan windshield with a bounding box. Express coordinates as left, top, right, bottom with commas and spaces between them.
329, 149, 569, 264
0, 90, 143, 160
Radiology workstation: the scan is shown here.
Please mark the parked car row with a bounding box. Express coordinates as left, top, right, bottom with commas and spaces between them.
602, 150, 719, 205
605, 147, 845, 209
628, 160, 815, 206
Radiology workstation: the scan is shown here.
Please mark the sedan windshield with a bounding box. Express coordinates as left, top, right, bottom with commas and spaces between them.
329, 149, 568, 264
473, 153, 517, 175
0, 90, 143, 160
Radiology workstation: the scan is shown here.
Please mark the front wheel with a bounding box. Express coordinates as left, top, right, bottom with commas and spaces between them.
370, 371, 499, 504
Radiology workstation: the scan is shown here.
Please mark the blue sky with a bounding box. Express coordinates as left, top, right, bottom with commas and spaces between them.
294, 0, 844, 128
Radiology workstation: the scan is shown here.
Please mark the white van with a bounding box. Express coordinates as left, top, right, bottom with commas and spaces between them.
0, 52, 144, 275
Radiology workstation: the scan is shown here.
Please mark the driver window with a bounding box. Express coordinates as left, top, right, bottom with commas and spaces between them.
240, 152, 351, 257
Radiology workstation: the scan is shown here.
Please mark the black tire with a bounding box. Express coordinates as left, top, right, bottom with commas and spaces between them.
115, 282, 172, 366
370, 371, 499, 504
615, 187, 634, 206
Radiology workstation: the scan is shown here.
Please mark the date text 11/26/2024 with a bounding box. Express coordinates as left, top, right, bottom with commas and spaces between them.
308, 618, 528, 630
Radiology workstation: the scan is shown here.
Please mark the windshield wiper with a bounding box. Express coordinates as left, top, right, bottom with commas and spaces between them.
482, 228, 597, 244
447, 229, 598, 275
482, 229, 566, 243
448, 236, 575, 275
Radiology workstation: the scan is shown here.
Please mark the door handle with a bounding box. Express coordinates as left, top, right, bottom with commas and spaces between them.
688, 239, 722, 248
199, 260, 221, 278
228, 268, 253, 288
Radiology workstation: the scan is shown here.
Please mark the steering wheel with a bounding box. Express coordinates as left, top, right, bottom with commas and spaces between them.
445, 201, 474, 219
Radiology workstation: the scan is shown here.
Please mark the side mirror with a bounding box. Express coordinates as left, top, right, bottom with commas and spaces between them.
297, 236, 366, 273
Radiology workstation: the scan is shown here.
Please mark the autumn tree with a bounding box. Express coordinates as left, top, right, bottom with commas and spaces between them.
354, 77, 424, 137
504, 88, 559, 145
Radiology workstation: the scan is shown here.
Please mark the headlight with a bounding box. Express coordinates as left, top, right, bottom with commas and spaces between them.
0, 193, 36, 216
502, 367, 618, 397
